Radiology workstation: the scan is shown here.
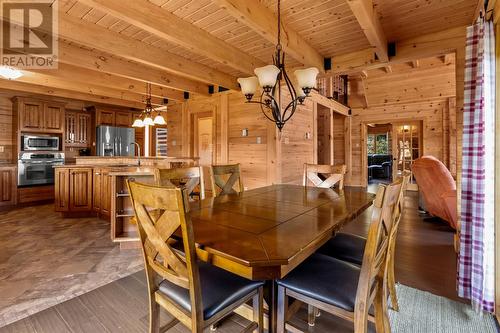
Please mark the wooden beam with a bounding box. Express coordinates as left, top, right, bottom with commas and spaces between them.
58, 43, 209, 96
29, 63, 185, 101
0, 79, 143, 108
331, 26, 467, 74
346, 0, 388, 62
78, 0, 265, 75
17, 70, 164, 106
309, 91, 349, 116
9, 12, 238, 90
212, 0, 324, 71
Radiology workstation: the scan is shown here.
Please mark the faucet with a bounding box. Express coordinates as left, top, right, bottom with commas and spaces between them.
130, 142, 141, 166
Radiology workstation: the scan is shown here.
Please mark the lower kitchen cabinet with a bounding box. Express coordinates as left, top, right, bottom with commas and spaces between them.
55, 167, 93, 212
0, 166, 17, 207
93, 167, 112, 218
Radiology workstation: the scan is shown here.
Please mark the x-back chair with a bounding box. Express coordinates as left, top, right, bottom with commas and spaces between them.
209, 164, 244, 197
154, 166, 206, 200
127, 180, 264, 333
303, 164, 347, 190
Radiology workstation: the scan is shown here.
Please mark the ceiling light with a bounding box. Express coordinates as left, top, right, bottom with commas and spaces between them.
0, 66, 23, 80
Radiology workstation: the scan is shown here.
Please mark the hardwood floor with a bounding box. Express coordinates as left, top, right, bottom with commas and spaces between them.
0, 188, 460, 332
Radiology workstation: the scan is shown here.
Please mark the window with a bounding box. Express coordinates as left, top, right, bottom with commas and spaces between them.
367, 133, 389, 154
155, 128, 168, 156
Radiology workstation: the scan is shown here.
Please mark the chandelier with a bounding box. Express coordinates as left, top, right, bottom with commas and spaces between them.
132, 83, 166, 127
236, 0, 319, 131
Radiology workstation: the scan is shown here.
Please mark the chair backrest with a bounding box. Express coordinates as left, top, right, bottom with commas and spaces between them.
209, 164, 244, 196
303, 164, 347, 190
154, 166, 206, 200
354, 179, 402, 330
127, 180, 203, 325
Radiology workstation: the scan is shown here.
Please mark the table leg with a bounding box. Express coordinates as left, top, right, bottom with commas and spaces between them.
264, 280, 278, 333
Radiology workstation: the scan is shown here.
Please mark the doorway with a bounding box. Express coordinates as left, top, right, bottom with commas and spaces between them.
196, 117, 213, 166
362, 120, 423, 190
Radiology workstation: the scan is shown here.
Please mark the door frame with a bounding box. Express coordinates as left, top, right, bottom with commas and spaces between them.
191, 111, 215, 165
361, 118, 425, 187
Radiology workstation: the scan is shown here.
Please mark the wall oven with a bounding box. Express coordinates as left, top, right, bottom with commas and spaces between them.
22, 135, 60, 151
18, 152, 65, 186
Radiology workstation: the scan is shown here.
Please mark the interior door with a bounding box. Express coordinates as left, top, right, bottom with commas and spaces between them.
393, 121, 422, 191
197, 117, 213, 166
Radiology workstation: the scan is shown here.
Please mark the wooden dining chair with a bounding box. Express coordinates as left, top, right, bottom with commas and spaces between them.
303, 164, 347, 190
209, 164, 244, 197
154, 166, 206, 200
127, 180, 264, 333
316, 171, 411, 314
277, 180, 403, 333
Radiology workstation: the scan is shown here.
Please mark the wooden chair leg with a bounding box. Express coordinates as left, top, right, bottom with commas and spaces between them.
373, 281, 390, 333
253, 288, 264, 333
277, 286, 287, 333
387, 251, 399, 311
149, 297, 160, 333
307, 305, 316, 327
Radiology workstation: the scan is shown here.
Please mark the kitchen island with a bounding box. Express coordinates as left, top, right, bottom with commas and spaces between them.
54, 156, 198, 248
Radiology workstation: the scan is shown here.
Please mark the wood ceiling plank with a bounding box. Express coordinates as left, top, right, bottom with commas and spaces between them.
78, 0, 265, 75
213, 0, 325, 70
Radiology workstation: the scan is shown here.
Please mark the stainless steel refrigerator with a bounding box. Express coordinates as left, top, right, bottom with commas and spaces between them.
96, 126, 135, 156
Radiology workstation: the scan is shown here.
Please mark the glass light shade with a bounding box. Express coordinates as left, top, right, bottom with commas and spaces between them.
0, 66, 23, 80
143, 116, 154, 126
294, 67, 319, 89
237, 76, 259, 95
254, 65, 280, 88
132, 118, 144, 127
153, 114, 166, 125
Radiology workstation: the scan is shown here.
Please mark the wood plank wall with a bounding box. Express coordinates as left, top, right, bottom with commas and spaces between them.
0, 96, 14, 162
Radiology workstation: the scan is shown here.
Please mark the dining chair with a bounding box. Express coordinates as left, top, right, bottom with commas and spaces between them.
316, 171, 411, 313
209, 164, 244, 197
276, 180, 403, 333
303, 164, 347, 190
127, 180, 264, 333
154, 166, 206, 200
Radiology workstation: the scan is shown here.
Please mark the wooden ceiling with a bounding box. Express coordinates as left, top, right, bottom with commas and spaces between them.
2, 0, 477, 108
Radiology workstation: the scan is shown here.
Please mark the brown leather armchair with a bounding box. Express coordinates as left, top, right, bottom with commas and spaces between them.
412, 156, 457, 229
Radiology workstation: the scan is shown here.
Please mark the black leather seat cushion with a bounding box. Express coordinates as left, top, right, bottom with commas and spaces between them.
278, 254, 361, 312
159, 262, 263, 320
317, 232, 366, 266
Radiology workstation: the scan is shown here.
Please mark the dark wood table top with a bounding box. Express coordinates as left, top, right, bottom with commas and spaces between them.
186, 184, 375, 280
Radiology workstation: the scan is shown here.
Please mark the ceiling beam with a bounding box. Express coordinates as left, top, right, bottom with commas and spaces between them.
346, 0, 389, 62
331, 26, 466, 74
78, 0, 265, 75
58, 43, 209, 96
212, 0, 324, 71
29, 63, 185, 101
0, 79, 144, 109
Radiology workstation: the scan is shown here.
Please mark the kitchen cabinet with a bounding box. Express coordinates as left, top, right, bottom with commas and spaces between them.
96, 109, 115, 126
94, 107, 136, 127
14, 97, 65, 133
115, 111, 133, 127
65, 111, 91, 147
0, 166, 17, 207
93, 167, 112, 217
54, 167, 93, 212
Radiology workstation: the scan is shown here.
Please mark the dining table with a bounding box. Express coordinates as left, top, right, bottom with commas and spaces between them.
186, 184, 375, 333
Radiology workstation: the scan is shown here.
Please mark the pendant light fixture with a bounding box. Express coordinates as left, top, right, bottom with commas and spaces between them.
237, 0, 319, 131
132, 83, 166, 127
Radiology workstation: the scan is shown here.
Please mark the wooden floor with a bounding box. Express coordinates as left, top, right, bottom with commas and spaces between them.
0, 189, 460, 332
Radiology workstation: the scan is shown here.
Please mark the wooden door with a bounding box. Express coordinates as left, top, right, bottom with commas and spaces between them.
44, 104, 64, 132
19, 100, 44, 131
96, 109, 115, 126
0, 167, 16, 206
394, 122, 422, 191
54, 168, 70, 212
93, 168, 102, 213
65, 112, 76, 144
69, 168, 93, 211
101, 170, 112, 216
115, 111, 131, 127
197, 117, 213, 166
77, 113, 91, 146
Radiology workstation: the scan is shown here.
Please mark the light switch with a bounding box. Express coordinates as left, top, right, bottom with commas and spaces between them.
256, 137, 262, 144
242, 128, 249, 137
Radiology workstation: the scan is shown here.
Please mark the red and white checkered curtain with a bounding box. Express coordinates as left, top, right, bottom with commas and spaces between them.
458, 19, 496, 313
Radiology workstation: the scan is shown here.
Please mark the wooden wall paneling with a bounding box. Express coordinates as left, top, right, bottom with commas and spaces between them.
165, 104, 183, 157
267, 121, 279, 185
219, 94, 229, 164
182, 103, 190, 157
313, 102, 319, 164
0, 96, 14, 162
344, 116, 352, 184
332, 113, 346, 165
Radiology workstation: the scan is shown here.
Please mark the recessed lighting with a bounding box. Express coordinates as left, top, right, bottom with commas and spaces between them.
0, 66, 23, 80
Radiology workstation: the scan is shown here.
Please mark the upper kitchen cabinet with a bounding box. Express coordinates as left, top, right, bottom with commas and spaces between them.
93, 106, 137, 127
13, 97, 65, 133
65, 111, 91, 148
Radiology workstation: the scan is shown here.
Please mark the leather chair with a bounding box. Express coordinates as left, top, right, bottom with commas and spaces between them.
127, 180, 264, 333
316, 171, 410, 313
276, 181, 403, 333
411, 156, 457, 229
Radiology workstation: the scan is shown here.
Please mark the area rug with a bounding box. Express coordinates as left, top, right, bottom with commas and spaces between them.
389, 284, 498, 332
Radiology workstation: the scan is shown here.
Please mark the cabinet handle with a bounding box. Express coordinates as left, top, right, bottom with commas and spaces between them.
95, 172, 100, 175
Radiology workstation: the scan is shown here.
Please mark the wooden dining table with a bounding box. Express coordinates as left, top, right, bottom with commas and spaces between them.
186, 184, 375, 332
